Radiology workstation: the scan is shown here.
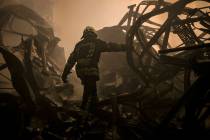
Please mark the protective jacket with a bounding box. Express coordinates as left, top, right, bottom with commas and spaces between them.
62, 37, 126, 81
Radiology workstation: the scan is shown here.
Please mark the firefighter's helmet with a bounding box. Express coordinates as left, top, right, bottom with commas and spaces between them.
82, 26, 97, 39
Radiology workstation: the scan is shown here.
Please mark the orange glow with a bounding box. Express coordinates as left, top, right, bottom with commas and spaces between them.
53, 0, 139, 58
53, 0, 208, 58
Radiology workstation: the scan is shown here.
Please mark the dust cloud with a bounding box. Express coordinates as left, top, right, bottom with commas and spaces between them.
53, 0, 139, 58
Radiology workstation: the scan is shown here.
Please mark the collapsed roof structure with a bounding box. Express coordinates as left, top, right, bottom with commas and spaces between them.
0, 4, 67, 91
0, 0, 210, 139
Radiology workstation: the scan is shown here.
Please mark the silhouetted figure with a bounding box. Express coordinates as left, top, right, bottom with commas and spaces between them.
62, 26, 126, 112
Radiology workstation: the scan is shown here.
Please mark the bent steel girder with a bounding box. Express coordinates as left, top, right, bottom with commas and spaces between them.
122, 0, 210, 129
96, 1, 208, 126
126, 0, 210, 87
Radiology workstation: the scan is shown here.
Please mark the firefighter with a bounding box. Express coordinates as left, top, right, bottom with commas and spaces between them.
62, 26, 126, 112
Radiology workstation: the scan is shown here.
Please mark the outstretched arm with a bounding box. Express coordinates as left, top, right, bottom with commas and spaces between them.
62, 47, 78, 82
99, 40, 126, 52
